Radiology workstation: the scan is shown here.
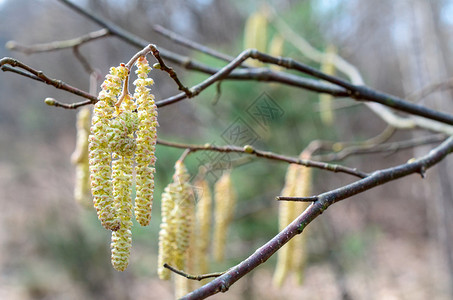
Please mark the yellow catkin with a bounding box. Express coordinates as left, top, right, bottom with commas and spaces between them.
110, 155, 134, 271
172, 161, 193, 270
89, 65, 128, 231
273, 152, 313, 287
243, 11, 268, 67
319, 45, 337, 126
292, 153, 312, 285
175, 199, 197, 298
272, 164, 299, 287
212, 171, 236, 262
194, 179, 212, 275
134, 56, 158, 227
72, 107, 92, 208
157, 161, 193, 280
157, 185, 177, 280
269, 34, 285, 71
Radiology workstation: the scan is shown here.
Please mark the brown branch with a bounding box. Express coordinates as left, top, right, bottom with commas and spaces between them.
148, 44, 192, 97
407, 77, 453, 102
157, 138, 368, 178
163, 264, 224, 281
5, 29, 110, 54
277, 196, 319, 202
0, 57, 98, 106
153, 25, 245, 66
182, 136, 453, 300
313, 133, 447, 161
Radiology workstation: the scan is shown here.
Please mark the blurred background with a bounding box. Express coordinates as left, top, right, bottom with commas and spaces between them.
1, 0, 453, 299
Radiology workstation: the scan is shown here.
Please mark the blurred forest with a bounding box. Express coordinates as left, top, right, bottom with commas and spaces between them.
1, 0, 453, 299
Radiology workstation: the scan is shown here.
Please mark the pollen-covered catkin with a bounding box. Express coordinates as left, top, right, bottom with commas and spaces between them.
134, 56, 158, 227
243, 11, 268, 67
291, 153, 312, 285
157, 161, 193, 280
194, 179, 212, 275
72, 107, 92, 208
89, 65, 129, 231
212, 171, 236, 262
272, 164, 299, 287
273, 152, 313, 287
157, 185, 177, 280
110, 155, 134, 271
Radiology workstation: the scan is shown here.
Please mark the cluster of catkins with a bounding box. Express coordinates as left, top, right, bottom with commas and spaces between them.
273, 152, 312, 287
157, 166, 236, 297
89, 56, 158, 271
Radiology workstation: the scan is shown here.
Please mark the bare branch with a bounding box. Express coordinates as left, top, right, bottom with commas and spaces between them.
183, 136, 453, 299
157, 138, 368, 178
0, 57, 98, 106
277, 196, 319, 202
5, 29, 110, 54
163, 264, 224, 281
153, 25, 245, 66
314, 133, 447, 161
148, 44, 192, 97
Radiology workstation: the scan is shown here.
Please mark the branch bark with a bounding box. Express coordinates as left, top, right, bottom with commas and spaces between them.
183, 136, 453, 299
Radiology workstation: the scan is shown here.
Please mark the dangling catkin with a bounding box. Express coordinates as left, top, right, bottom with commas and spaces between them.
273, 151, 313, 287
72, 107, 92, 208
243, 11, 268, 67
194, 179, 212, 275
319, 45, 337, 126
157, 161, 194, 280
134, 56, 158, 227
89, 65, 128, 231
87, 53, 158, 271
272, 164, 299, 287
213, 171, 236, 262
157, 185, 177, 280
269, 34, 285, 72
291, 152, 312, 285
110, 155, 134, 271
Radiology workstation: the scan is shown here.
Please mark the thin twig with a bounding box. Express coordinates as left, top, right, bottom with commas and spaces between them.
153, 25, 246, 67
56, 0, 453, 135
163, 264, 224, 281
182, 136, 453, 300
157, 138, 368, 178
0, 57, 98, 106
406, 78, 453, 102
277, 196, 319, 202
148, 44, 192, 97
5, 29, 110, 54
313, 134, 447, 162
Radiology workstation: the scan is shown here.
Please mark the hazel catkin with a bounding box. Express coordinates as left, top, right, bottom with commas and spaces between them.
273, 152, 313, 287
134, 56, 158, 227
157, 161, 194, 280
72, 107, 92, 208
212, 171, 236, 262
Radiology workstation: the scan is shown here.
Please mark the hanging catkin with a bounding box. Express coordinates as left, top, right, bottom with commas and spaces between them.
110, 155, 134, 271
243, 11, 268, 67
273, 151, 313, 287
319, 45, 337, 126
194, 179, 212, 275
157, 161, 194, 280
87, 53, 158, 271
212, 171, 236, 262
272, 163, 299, 287
291, 153, 312, 285
72, 106, 92, 208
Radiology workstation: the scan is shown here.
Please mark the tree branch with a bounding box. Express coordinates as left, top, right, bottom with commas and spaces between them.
163, 264, 224, 281
182, 136, 453, 299
157, 138, 368, 178
6, 28, 110, 54
0, 57, 98, 106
